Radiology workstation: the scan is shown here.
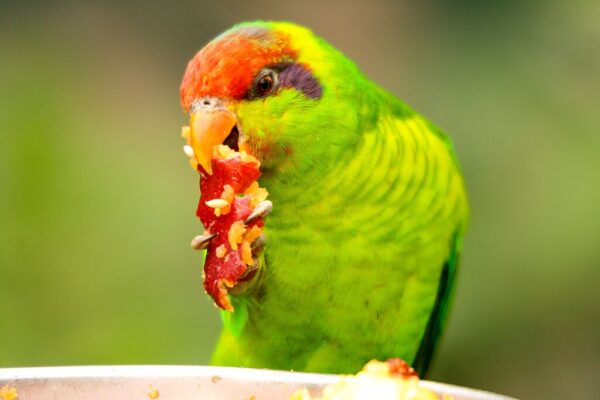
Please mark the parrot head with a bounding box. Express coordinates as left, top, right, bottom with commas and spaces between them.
180, 21, 367, 177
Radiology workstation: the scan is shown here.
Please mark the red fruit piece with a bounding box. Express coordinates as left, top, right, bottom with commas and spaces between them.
196, 146, 266, 311
386, 358, 418, 379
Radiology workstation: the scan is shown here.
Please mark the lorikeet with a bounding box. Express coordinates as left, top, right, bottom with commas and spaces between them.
179, 21, 469, 376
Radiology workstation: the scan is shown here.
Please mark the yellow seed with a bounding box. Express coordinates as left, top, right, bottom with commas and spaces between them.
241, 240, 253, 266
244, 225, 263, 244
215, 144, 237, 159
147, 386, 160, 399
244, 181, 259, 195
216, 244, 227, 258
221, 184, 235, 203
0, 386, 18, 400
181, 125, 190, 140
217, 185, 234, 216
244, 182, 269, 208
228, 221, 246, 250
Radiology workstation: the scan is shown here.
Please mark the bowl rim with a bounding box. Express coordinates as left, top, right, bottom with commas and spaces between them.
0, 365, 517, 400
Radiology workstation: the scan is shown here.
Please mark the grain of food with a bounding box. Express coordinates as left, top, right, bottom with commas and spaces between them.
290, 360, 447, 400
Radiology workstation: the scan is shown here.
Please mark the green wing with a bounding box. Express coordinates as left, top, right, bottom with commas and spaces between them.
412, 231, 463, 377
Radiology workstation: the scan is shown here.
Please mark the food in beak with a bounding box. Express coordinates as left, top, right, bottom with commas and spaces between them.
194, 145, 268, 311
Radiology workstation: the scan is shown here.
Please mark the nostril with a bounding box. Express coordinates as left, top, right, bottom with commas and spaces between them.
190, 97, 224, 113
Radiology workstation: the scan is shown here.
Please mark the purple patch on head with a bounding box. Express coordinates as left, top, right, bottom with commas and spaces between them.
279, 63, 323, 99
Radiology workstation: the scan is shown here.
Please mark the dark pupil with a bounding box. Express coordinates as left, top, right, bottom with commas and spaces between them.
258, 75, 273, 94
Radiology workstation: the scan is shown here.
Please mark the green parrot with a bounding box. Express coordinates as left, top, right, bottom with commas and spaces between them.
179, 21, 469, 376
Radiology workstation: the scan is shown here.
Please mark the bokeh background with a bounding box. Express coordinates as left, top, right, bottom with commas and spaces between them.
1, 1, 599, 399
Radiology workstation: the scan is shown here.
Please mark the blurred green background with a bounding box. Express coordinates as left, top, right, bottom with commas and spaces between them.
1, 1, 599, 399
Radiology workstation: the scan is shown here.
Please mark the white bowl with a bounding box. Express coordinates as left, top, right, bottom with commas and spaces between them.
0, 365, 516, 400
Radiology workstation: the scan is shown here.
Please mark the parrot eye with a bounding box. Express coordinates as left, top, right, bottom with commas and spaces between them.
250, 68, 279, 99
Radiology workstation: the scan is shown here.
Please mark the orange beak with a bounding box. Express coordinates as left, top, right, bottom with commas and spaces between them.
188, 107, 237, 174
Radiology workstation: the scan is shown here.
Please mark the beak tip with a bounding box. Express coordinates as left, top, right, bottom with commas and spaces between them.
196, 154, 213, 175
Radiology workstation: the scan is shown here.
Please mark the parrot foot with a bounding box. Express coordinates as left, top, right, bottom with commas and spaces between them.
245, 203, 270, 272
236, 245, 263, 286
251, 233, 266, 253
234, 234, 266, 284
244, 200, 273, 224
243, 256, 261, 277
190, 232, 217, 250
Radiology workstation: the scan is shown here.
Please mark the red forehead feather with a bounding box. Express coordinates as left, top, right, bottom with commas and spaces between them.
180, 30, 296, 110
